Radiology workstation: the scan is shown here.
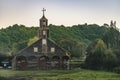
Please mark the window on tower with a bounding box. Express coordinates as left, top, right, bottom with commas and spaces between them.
43, 30, 46, 35
42, 39, 47, 45
43, 22, 46, 26
43, 20, 46, 26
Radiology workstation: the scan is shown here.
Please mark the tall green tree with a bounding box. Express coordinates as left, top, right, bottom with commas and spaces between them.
85, 39, 105, 69
85, 39, 118, 70
102, 27, 120, 48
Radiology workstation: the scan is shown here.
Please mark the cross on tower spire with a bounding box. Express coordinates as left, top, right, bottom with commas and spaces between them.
42, 8, 46, 16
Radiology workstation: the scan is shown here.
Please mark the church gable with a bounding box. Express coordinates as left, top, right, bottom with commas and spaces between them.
16, 39, 43, 56
47, 39, 67, 56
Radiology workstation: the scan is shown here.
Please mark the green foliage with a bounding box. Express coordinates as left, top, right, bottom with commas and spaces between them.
58, 39, 86, 57
103, 49, 117, 70
94, 39, 107, 55
102, 27, 120, 48
85, 39, 117, 70
49, 24, 108, 57
12, 40, 28, 55
112, 47, 120, 66
102, 26, 120, 68
0, 24, 38, 55
92, 39, 107, 69
85, 39, 107, 69
49, 24, 108, 43
27, 36, 38, 46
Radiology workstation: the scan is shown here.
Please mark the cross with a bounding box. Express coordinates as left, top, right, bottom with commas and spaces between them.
42, 8, 46, 16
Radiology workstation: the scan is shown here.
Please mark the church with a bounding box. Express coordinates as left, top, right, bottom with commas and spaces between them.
12, 8, 70, 70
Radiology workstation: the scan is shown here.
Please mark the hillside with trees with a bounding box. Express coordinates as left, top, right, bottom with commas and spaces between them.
0, 24, 108, 57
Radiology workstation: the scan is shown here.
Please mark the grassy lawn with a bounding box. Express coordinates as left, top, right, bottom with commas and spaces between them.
0, 68, 120, 80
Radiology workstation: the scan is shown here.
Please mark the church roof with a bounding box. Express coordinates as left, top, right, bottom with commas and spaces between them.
40, 15, 47, 20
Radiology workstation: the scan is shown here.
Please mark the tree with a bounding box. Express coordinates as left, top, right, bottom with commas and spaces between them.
103, 49, 117, 70
27, 36, 38, 46
85, 39, 107, 69
58, 39, 86, 57
102, 27, 120, 48
85, 39, 118, 70
12, 41, 28, 55
112, 47, 120, 66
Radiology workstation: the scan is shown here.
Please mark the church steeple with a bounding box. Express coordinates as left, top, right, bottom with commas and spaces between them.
40, 8, 48, 28
39, 8, 49, 38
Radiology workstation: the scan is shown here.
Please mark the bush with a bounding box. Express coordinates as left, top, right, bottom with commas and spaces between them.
103, 49, 117, 70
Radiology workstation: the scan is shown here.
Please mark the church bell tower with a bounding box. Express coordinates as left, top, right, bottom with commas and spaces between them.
39, 8, 49, 55
39, 8, 49, 38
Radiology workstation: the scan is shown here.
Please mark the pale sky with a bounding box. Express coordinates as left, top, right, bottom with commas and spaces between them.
0, 0, 120, 29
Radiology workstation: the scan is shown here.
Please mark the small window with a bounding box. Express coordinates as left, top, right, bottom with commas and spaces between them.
34, 47, 38, 52
43, 30, 46, 35
51, 47, 55, 53
43, 22, 46, 26
42, 39, 47, 45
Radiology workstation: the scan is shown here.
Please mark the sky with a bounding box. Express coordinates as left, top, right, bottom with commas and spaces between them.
0, 0, 120, 29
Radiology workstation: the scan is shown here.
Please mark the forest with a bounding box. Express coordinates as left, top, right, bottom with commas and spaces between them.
0, 23, 120, 71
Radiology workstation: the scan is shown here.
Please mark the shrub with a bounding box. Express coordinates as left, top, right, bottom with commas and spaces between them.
103, 49, 117, 70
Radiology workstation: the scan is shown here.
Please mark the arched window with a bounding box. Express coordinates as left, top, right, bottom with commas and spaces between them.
16, 56, 27, 69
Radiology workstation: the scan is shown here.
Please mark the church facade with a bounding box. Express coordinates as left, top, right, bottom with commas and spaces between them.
12, 8, 70, 70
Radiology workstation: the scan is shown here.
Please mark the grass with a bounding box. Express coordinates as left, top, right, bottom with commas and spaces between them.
0, 68, 120, 80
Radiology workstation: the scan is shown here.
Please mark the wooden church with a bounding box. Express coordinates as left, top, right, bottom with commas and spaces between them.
12, 8, 70, 70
